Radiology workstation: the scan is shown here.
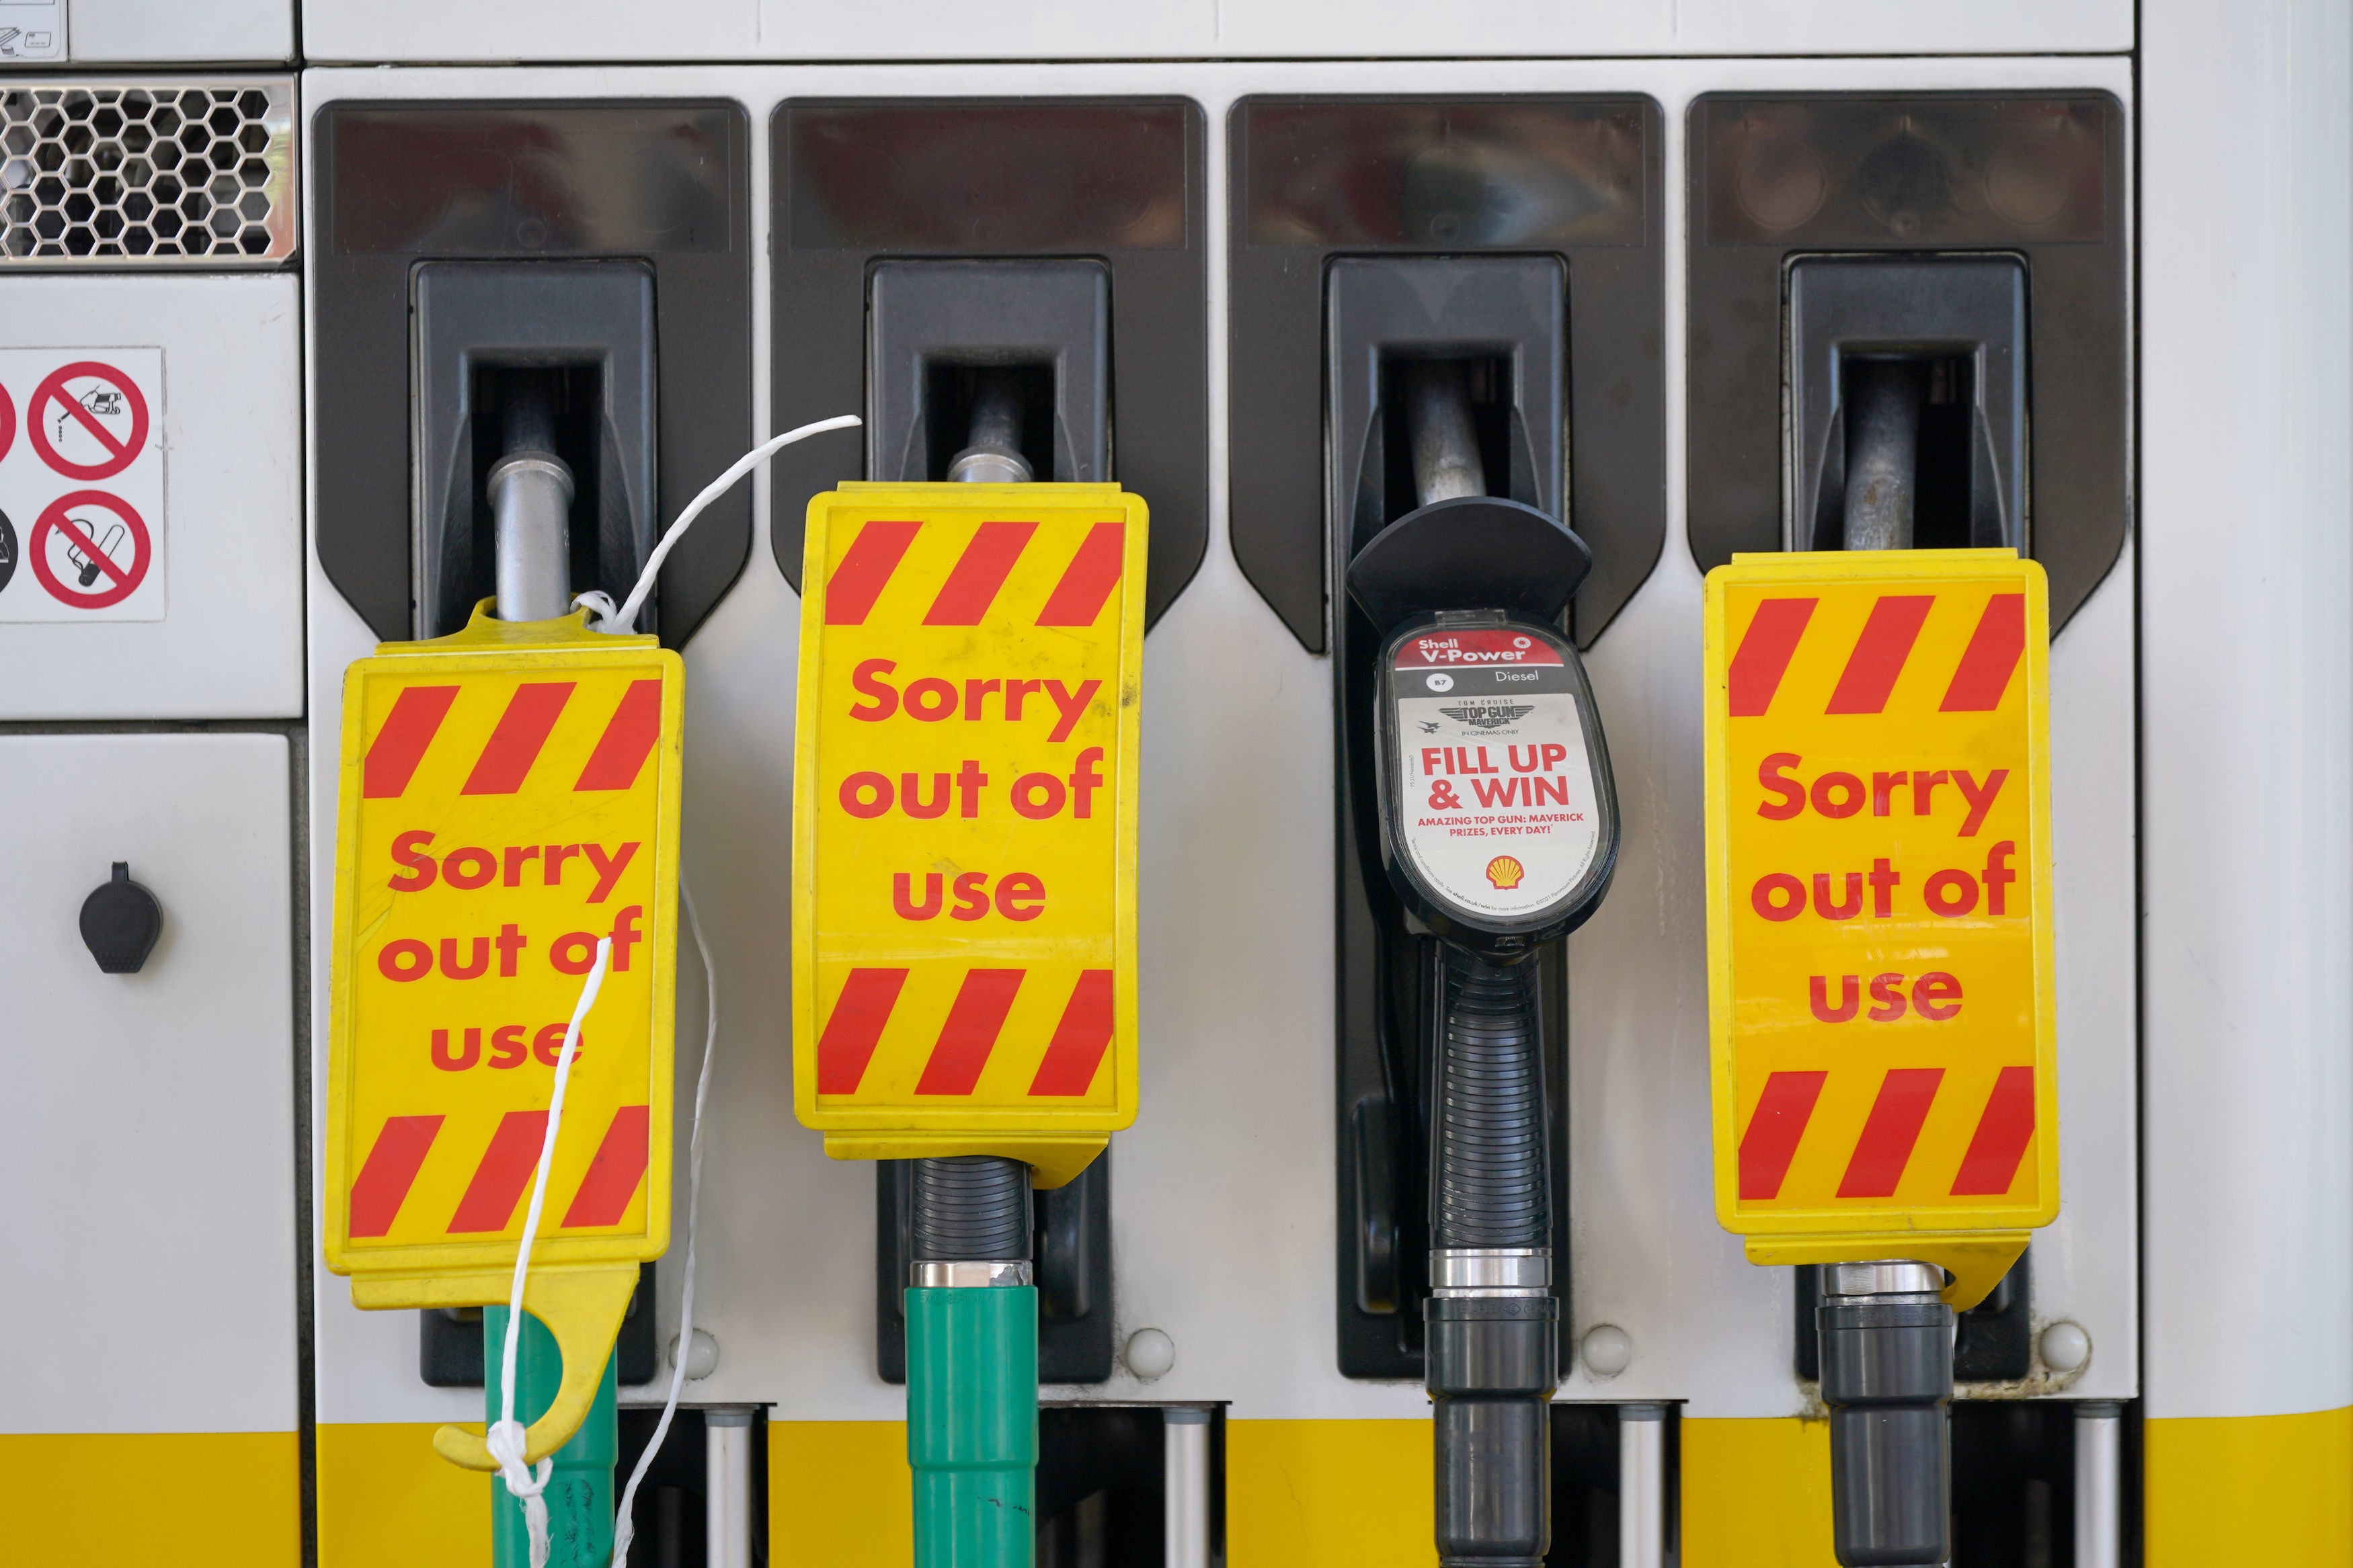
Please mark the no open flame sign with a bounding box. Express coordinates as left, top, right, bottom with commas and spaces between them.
1702, 550, 2057, 1254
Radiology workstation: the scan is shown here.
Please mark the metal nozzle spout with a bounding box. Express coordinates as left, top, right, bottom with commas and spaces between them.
487, 376, 576, 623
946, 370, 1034, 484
1406, 360, 1487, 507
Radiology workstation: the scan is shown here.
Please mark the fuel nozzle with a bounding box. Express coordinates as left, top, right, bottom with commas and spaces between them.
1819, 1260, 1954, 1566
485, 372, 576, 622
900, 369, 1044, 1568
1348, 361, 1618, 1567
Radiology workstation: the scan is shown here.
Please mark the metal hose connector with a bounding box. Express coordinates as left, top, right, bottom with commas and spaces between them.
1819, 1260, 1953, 1566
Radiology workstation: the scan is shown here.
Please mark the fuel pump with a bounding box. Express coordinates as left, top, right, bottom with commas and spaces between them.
1347, 362, 1619, 1564
1689, 93, 2130, 1568
312, 100, 768, 1568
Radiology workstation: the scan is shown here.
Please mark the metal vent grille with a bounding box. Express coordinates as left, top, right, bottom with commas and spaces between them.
0, 79, 293, 265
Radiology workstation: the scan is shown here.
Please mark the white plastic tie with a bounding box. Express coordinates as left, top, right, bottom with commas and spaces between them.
575, 414, 861, 636
608, 880, 720, 1565
493, 935, 610, 1568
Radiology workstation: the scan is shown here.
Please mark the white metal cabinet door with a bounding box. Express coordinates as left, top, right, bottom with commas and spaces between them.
0, 732, 296, 1435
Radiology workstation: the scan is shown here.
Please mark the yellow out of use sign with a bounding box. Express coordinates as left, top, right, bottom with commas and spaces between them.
794, 483, 1146, 1186
1702, 550, 2055, 1308
324, 607, 681, 1465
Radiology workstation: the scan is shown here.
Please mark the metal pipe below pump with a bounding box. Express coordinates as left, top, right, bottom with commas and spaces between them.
2074, 1402, 2123, 1568
1164, 1408, 1213, 1568
705, 1408, 756, 1568
1618, 1405, 1667, 1568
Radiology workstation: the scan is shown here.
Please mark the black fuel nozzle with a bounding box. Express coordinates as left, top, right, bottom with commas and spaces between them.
906, 368, 1041, 1277
1347, 361, 1619, 1567
1819, 1260, 1954, 1567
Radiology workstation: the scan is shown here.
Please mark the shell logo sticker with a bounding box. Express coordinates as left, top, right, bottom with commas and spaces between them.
1485, 855, 1525, 889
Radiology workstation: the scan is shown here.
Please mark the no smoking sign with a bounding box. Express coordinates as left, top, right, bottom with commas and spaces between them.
0, 348, 163, 622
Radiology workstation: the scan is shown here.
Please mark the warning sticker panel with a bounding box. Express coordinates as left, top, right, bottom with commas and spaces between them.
0, 349, 163, 623
1390, 636, 1603, 923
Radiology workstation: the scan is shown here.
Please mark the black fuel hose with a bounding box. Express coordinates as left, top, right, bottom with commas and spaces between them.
1434, 950, 1549, 1250
912, 1155, 1032, 1263
1428, 948, 1556, 1566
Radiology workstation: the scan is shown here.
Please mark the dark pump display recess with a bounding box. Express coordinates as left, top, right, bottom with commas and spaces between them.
1349, 364, 1620, 1567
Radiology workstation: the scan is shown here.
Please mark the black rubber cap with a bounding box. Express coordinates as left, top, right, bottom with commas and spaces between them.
1345, 495, 1593, 634
80, 862, 161, 974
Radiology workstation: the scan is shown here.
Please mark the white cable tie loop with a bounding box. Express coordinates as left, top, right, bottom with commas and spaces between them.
573, 413, 861, 635
493, 936, 610, 1568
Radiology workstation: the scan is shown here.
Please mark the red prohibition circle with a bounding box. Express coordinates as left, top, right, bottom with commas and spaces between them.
28, 361, 149, 481
0, 381, 17, 466
30, 490, 151, 609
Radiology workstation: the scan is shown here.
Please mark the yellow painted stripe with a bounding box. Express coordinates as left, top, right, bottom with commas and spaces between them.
770, 1420, 912, 1565
766, 1416, 1437, 1565
1227, 1417, 1433, 1566
1681, 1416, 1837, 1567
317, 1421, 489, 1568
2147, 1406, 2353, 1566
0, 1431, 299, 1566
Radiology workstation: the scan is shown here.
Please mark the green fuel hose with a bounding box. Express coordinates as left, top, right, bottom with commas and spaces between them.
907, 1154, 1039, 1568
487, 1307, 618, 1568
908, 1282, 1040, 1566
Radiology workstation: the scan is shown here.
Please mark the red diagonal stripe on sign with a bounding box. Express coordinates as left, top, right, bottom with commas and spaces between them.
1738, 1071, 1827, 1200
561, 1106, 651, 1228
363, 686, 459, 798
447, 1110, 550, 1233
925, 521, 1038, 625
1035, 523, 1126, 627
1029, 970, 1115, 1095
915, 968, 1027, 1095
824, 520, 922, 625
1726, 599, 1817, 717
1940, 593, 2028, 712
1837, 1067, 1946, 1198
1950, 1066, 2037, 1196
348, 1114, 443, 1237
817, 968, 909, 1094
1826, 596, 1936, 714
575, 679, 664, 791
461, 682, 576, 795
